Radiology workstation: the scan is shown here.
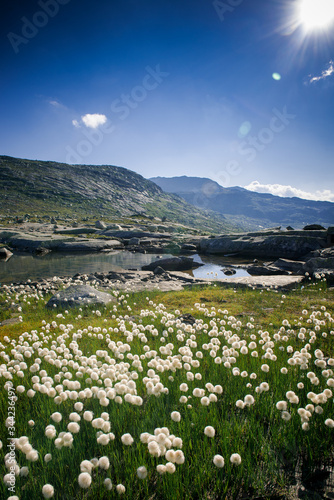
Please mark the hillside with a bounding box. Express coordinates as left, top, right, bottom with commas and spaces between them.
150, 176, 334, 229
0, 156, 238, 233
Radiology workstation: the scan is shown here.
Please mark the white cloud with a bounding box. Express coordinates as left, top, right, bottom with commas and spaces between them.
309, 60, 334, 83
244, 180, 334, 202
81, 113, 107, 129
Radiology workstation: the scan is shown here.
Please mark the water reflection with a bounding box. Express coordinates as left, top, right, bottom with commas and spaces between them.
0, 251, 172, 284
192, 254, 250, 280
0, 251, 250, 284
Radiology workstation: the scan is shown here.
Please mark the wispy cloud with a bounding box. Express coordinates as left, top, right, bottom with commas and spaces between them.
72, 119, 81, 128
309, 60, 334, 83
244, 180, 334, 202
81, 113, 107, 129
48, 99, 67, 109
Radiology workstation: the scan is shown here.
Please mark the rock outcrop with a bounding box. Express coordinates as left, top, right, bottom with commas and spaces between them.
272, 258, 306, 273
246, 265, 290, 276
199, 228, 331, 259
142, 256, 203, 272
46, 285, 116, 309
0, 230, 123, 252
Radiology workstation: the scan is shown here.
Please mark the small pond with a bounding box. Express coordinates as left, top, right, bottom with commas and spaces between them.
0, 251, 250, 284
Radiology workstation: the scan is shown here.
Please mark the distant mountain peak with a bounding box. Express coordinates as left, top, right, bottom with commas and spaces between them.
150, 176, 334, 228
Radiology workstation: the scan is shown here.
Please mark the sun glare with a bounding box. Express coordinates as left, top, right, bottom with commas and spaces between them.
299, 0, 334, 30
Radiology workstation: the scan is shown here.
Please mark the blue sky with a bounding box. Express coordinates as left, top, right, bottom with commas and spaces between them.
1, 0, 334, 201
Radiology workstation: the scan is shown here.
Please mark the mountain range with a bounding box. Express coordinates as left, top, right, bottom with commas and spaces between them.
1, 156, 332, 233
0, 156, 237, 233
150, 176, 334, 229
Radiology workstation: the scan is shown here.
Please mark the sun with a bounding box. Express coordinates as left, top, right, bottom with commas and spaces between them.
298, 0, 334, 31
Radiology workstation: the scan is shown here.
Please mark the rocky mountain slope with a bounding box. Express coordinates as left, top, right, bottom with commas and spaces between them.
150, 176, 334, 229
0, 156, 238, 233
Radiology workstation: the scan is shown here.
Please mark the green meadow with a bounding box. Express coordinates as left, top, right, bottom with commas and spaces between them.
0, 277, 333, 499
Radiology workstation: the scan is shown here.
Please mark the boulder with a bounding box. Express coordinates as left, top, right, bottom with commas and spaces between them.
222, 268, 236, 276
178, 313, 196, 325
34, 247, 51, 256
181, 243, 197, 254
303, 256, 334, 274
128, 237, 141, 246
101, 230, 171, 240
303, 224, 326, 231
272, 258, 305, 273
318, 247, 334, 258
246, 265, 290, 276
46, 285, 116, 309
0, 247, 13, 260
142, 256, 203, 272
95, 220, 107, 229
153, 266, 168, 275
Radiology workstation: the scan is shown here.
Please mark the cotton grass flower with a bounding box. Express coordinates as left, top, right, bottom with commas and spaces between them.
174, 449, 185, 464
83, 411, 93, 421
69, 412, 81, 422
204, 426, 215, 438
45, 425, 57, 439
80, 460, 94, 473
50, 412, 62, 423
98, 456, 110, 470
104, 478, 112, 490
20, 466, 29, 477
230, 453, 242, 465
74, 402, 83, 412
78, 472, 92, 488
213, 454, 225, 468
276, 401, 287, 411
244, 394, 255, 406
116, 484, 126, 494
42, 484, 54, 498
137, 466, 148, 479
166, 462, 176, 474
121, 433, 134, 446
26, 449, 39, 461
155, 464, 166, 474
97, 433, 110, 445
171, 411, 181, 422
67, 422, 80, 433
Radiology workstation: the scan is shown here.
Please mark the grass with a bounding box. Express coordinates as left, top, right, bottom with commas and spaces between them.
0, 277, 333, 499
